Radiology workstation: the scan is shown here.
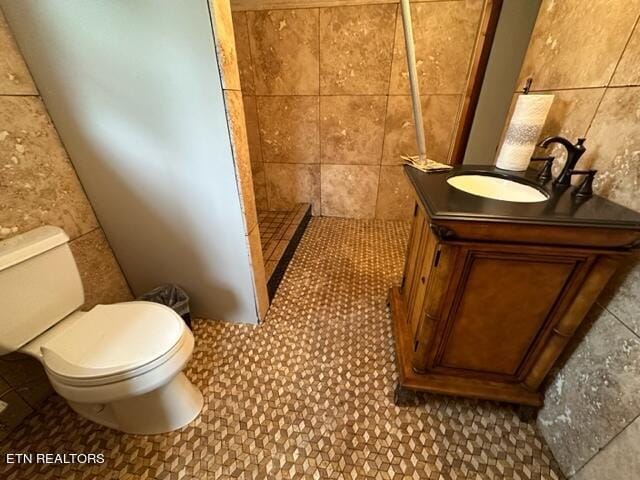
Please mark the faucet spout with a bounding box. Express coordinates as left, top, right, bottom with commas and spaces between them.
538, 136, 574, 150
537, 136, 586, 186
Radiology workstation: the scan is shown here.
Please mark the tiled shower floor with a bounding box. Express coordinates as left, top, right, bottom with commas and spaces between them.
258, 204, 310, 281
1, 218, 562, 479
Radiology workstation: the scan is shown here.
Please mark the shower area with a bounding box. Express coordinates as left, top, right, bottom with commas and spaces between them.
225, 0, 492, 298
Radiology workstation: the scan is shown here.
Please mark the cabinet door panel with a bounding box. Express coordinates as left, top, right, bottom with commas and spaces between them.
434, 249, 584, 379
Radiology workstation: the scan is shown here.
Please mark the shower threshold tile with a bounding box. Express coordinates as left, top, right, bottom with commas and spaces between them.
257, 203, 312, 300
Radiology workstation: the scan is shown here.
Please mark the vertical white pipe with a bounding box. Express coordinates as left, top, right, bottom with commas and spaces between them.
400, 0, 427, 162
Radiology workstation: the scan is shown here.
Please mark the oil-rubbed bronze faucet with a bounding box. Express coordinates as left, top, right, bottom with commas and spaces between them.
530, 156, 555, 183
537, 136, 587, 186
568, 169, 598, 197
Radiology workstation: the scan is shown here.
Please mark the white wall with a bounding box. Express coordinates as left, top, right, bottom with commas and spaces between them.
1, 0, 259, 324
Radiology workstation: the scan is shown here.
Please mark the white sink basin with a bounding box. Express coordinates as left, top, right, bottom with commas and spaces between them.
447, 173, 549, 203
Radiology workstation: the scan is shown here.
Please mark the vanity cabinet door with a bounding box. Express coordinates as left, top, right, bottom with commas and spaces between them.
424, 244, 595, 382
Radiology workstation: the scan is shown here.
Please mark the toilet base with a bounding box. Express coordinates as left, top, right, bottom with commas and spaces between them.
67, 373, 203, 435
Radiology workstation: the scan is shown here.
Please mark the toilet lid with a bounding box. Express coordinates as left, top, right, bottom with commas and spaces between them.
41, 302, 185, 379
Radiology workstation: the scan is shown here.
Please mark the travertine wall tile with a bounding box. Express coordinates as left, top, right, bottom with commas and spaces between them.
69, 229, 133, 310
611, 21, 640, 86
248, 8, 319, 95
519, 0, 640, 90
250, 160, 269, 211
537, 307, 640, 476
375, 166, 414, 220
0, 11, 37, 95
536, 89, 604, 146
232, 12, 256, 93
573, 415, 640, 480
382, 95, 459, 165
583, 87, 640, 212
320, 95, 386, 165
232, 0, 449, 10
389, 0, 482, 95
598, 259, 640, 336
257, 95, 319, 164
530, 88, 605, 175
321, 164, 379, 218
225, 90, 258, 233
232, 3, 480, 218
319, 4, 397, 95
265, 163, 321, 213
242, 95, 262, 164
491, 2, 640, 476
0, 96, 98, 239
209, 0, 242, 90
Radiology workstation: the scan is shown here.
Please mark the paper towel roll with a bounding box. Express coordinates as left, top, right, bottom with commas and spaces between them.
495, 94, 554, 171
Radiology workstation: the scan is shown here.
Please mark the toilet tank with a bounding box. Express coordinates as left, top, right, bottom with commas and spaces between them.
0, 226, 84, 355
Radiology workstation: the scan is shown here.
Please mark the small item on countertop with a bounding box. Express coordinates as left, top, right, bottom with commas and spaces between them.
402, 155, 453, 173
495, 93, 554, 171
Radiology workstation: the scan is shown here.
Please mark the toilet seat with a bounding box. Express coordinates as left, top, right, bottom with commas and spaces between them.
41, 301, 187, 386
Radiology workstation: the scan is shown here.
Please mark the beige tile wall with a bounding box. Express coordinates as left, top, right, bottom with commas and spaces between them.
0, 10, 132, 439
510, 1, 640, 477
232, 0, 484, 219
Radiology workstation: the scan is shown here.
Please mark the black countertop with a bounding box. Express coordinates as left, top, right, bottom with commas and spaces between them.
405, 164, 640, 230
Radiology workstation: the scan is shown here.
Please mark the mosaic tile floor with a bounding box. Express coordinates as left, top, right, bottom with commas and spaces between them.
1, 218, 563, 479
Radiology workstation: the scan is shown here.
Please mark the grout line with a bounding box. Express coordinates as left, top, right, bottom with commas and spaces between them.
572, 409, 640, 478
232, 1, 464, 14
244, 10, 261, 96
0, 92, 39, 97
604, 12, 640, 88
261, 160, 403, 166
68, 226, 102, 244
604, 83, 640, 89
520, 86, 609, 94
581, 89, 607, 160
582, 12, 640, 166
375, 2, 400, 218
243, 11, 271, 213
595, 301, 640, 340
245, 92, 462, 97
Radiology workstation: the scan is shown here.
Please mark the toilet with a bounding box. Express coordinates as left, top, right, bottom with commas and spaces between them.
0, 226, 203, 434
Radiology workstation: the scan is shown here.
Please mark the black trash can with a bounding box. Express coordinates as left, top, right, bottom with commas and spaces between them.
138, 284, 191, 329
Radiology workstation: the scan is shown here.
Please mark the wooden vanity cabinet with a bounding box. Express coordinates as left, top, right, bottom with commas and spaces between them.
390, 200, 633, 408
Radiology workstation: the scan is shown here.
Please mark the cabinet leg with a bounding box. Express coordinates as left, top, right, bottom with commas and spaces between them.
393, 385, 414, 406
515, 404, 539, 422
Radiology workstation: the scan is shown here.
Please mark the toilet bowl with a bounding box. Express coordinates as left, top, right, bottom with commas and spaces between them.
0, 226, 203, 434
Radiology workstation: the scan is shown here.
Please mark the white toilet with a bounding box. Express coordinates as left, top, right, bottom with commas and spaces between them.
0, 226, 203, 434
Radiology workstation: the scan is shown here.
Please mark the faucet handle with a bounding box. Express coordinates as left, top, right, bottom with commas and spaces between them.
570, 169, 597, 198
530, 156, 555, 183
